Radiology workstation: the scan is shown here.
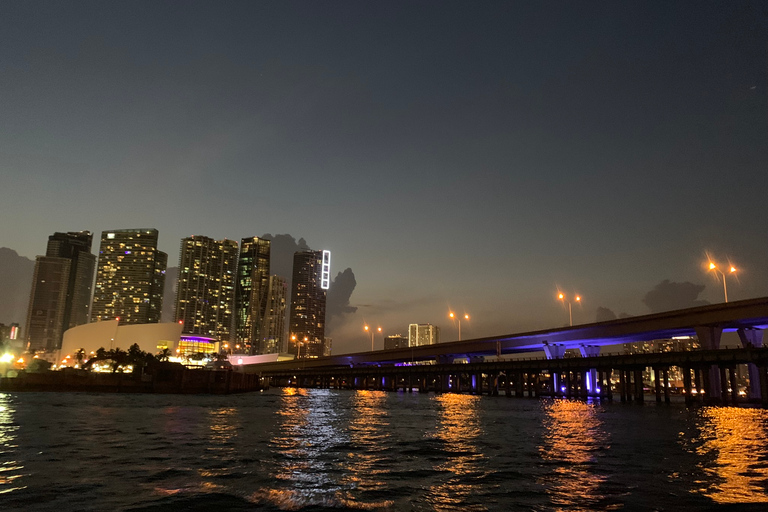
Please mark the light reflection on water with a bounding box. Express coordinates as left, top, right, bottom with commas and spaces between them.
2, 390, 768, 510
263, 387, 349, 509
427, 393, 487, 511
538, 399, 610, 511
0, 393, 24, 494
339, 390, 394, 509
688, 407, 768, 504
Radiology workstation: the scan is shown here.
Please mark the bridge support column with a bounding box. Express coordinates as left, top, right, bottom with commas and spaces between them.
619, 371, 627, 402
695, 369, 704, 403
683, 367, 692, 405
579, 345, 600, 397
663, 369, 670, 403
654, 368, 662, 403
504, 373, 512, 397
738, 328, 764, 401
696, 325, 723, 402
719, 367, 729, 404
760, 366, 768, 407
632, 370, 642, 403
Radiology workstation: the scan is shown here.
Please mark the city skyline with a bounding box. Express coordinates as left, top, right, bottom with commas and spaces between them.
1, 2, 767, 354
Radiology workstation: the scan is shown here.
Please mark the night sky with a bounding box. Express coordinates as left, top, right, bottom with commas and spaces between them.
2, 2, 767, 353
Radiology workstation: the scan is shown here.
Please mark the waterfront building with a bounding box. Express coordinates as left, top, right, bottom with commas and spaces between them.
324, 337, 332, 356
174, 236, 238, 342
260, 275, 287, 354
235, 236, 270, 354
91, 229, 167, 325
289, 250, 330, 358
60, 320, 182, 360
408, 323, 440, 347
25, 232, 96, 352
384, 334, 409, 350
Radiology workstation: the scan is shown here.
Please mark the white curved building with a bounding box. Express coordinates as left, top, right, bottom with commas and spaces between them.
60, 320, 183, 359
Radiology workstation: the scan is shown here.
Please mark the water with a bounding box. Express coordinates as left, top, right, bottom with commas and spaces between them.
1, 389, 768, 511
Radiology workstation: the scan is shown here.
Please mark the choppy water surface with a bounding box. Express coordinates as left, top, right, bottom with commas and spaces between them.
1, 389, 768, 511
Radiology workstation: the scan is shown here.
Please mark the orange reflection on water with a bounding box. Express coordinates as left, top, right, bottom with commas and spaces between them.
538, 400, 609, 511
427, 393, 486, 511
692, 407, 768, 504
199, 407, 239, 480
338, 390, 393, 508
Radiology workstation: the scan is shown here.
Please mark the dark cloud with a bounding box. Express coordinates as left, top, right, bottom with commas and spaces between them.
160, 266, 178, 323
261, 234, 310, 281
595, 307, 617, 323
642, 280, 709, 313
327, 268, 357, 326
0, 248, 35, 325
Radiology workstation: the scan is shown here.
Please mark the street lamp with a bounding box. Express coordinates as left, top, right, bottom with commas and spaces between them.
558, 293, 581, 327
708, 262, 736, 303
291, 335, 308, 359
364, 325, 382, 351
449, 312, 470, 341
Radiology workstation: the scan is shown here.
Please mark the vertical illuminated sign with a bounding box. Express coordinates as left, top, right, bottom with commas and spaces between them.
9, 325, 18, 340
321, 250, 331, 290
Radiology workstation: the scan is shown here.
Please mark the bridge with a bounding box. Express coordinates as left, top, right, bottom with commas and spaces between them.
247, 297, 768, 406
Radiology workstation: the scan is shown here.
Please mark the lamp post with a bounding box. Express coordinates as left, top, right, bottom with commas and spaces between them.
708, 262, 736, 303
291, 335, 308, 359
364, 325, 382, 351
449, 312, 470, 341
558, 293, 581, 327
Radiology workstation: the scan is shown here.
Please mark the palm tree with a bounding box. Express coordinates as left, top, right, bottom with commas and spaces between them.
158, 348, 171, 362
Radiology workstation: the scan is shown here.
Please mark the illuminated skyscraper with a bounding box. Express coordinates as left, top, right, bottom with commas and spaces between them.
289, 250, 330, 358
408, 323, 440, 347
174, 236, 238, 342
24, 231, 96, 352
91, 229, 167, 325
235, 236, 270, 354
260, 275, 287, 354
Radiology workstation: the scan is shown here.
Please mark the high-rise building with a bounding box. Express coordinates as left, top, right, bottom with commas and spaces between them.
91, 229, 167, 325
289, 250, 330, 358
408, 323, 440, 347
384, 334, 409, 350
260, 275, 287, 354
235, 236, 270, 354
25, 231, 96, 352
174, 236, 238, 342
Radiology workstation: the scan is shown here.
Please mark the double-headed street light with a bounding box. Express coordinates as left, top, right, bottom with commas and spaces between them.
291, 335, 309, 359
364, 325, 381, 351
558, 293, 581, 327
708, 261, 737, 303
449, 312, 469, 341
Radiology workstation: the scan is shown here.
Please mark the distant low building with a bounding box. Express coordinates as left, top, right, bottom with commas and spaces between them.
384, 334, 409, 350
408, 324, 440, 347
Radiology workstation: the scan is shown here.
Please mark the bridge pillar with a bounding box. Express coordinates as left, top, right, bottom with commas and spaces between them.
654, 368, 662, 403
579, 345, 600, 396
663, 369, 670, 403
634, 370, 644, 404
696, 325, 724, 401
543, 342, 566, 359
683, 368, 692, 405
729, 367, 738, 403
719, 367, 729, 404
619, 371, 626, 402
694, 368, 704, 403
738, 328, 764, 401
